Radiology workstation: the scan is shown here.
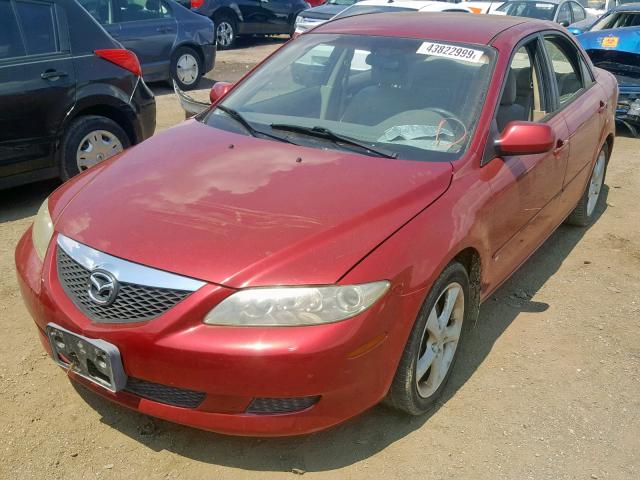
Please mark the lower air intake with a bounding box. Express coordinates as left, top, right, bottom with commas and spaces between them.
246, 396, 320, 414
125, 377, 205, 409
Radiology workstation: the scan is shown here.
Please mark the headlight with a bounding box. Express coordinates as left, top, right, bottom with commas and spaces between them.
294, 15, 304, 27
204, 281, 390, 326
629, 99, 640, 117
32, 198, 54, 260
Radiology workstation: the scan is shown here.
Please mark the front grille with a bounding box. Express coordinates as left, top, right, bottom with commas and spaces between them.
246, 396, 320, 414
125, 377, 205, 408
56, 248, 191, 323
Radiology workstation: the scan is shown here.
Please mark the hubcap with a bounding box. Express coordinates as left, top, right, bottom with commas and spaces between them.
76, 130, 123, 171
587, 150, 606, 217
416, 282, 465, 398
176, 53, 199, 85
217, 22, 234, 47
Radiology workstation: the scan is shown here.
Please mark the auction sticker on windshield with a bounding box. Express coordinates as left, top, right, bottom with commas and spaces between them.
417, 42, 485, 63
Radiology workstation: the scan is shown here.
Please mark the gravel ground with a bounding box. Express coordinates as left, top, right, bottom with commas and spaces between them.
1, 37, 639, 480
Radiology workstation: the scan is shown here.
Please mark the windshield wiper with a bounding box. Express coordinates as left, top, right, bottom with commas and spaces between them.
216, 105, 297, 144
270, 124, 398, 159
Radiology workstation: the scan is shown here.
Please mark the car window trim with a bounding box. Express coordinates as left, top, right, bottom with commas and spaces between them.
539, 30, 596, 117
12, 0, 68, 58
115, 0, 175, 24
481, 33, 552, 166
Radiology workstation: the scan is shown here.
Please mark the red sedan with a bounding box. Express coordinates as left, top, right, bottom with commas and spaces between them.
16, 13, 616, 436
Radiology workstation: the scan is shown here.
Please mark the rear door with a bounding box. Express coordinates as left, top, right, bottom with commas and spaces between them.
260, 0, 295, 34
115, 0, 177, 79
541, 33, 604, 188
0, 0, 76, 181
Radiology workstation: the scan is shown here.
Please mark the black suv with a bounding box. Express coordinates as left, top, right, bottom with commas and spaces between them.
178, 0, 310, 49
0, 0, 156, 190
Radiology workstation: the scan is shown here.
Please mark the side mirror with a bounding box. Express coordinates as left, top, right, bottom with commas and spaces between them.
560, 20, 570, 27
495, 121, 555, 156
209, 81, 233, 104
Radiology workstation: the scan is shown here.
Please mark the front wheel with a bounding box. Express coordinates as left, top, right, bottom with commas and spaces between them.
385, 261, 472, 415
170, 46, 202, 90
565, 144, 608, 227
59, 115, 130, 181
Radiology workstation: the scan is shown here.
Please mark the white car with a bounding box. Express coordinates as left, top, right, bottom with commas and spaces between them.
331, 0, 475, 22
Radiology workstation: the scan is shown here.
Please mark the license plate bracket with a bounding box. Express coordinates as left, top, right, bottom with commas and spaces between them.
46, 323, 127, 392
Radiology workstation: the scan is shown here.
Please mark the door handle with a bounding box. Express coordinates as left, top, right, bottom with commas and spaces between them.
554, 138, 568, 156
40, 70, 68, 81
598, 100, 607, 113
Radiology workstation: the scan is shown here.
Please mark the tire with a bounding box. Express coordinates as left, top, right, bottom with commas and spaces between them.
59, 115, 130, 181
385, 261, 472, 415
565, 144, 608, 227
215, 14, 237, 50
170, 46, 202, 91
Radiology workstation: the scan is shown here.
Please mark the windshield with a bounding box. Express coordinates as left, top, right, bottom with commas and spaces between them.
497, 1, 558, 20
590, 10, 640, 30
333, 5, 416, 19
202, 34, 495, 162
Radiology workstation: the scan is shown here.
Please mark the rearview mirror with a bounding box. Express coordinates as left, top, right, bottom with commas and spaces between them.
209, 82, 233, 104
495, 121, 555, 156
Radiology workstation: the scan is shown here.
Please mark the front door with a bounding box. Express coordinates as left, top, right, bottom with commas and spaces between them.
0, 0, 76, 181
483, 37, 570, 289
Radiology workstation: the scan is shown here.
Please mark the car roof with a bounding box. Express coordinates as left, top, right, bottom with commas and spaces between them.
314, 11, 532, 45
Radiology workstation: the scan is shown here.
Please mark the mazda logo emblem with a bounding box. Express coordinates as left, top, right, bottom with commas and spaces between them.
87, 270, 119, 306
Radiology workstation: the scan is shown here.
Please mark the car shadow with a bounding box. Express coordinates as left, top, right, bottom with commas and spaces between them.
0, 179, 60, 223
70, 187, 609, 473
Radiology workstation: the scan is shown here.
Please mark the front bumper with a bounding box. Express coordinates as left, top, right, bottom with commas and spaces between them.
15, 229, 413, 436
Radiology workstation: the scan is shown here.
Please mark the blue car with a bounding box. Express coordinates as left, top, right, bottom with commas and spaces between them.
79, 0, 216, 89
575, 3, 640, 135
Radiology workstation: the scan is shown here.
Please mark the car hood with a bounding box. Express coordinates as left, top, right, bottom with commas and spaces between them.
300, 3, 348, 19
578, 26, 640, 55
53, 121, 452, 288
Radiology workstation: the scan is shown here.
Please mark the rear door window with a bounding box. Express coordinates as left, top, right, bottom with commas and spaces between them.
543, 35, 585, 107
0, 0, 26, 59
15, 0, 59, 56
78, 0, 117, 24
556, 2, 572, 24
119, 0, 172, 21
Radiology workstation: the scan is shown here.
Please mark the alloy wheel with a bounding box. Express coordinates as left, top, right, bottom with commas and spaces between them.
587, 149, 606, 217
415, 282, 465, 398
217, 22, 234, 48
76, 130, 123, 171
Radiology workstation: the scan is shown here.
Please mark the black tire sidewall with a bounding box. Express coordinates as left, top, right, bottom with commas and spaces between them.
171, 46, 203, 90
389, 262, 472, 415
60, 116, 130, 181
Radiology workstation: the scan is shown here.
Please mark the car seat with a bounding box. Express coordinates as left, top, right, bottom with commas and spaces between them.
497, 70, 527, 131
341, 51, 415, 126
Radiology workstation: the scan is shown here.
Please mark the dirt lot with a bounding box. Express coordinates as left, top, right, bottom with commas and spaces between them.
1, 38, 639, 480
